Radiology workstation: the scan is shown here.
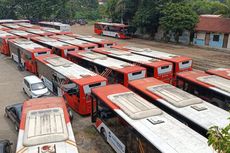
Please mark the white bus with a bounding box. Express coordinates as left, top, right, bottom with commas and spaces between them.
91, 84, 215, 153
16, 97, 78, 153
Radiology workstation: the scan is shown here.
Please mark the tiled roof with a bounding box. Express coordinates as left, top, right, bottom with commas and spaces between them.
195, 15, 230, 33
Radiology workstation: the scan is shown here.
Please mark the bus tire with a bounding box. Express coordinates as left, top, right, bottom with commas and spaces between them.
100, 127, 107, 140
115, 34, 119, 39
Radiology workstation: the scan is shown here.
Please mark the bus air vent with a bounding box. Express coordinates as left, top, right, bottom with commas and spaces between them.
191, 105, 207, 111
147, 118, 164, 125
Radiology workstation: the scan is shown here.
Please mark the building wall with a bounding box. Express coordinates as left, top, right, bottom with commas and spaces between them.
227, 34, 230, 48
193, 32, 227, 48
193, 32, 205, 46
209, 33, 223, 48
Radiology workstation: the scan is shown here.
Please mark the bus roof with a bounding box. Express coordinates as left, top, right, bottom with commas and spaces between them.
20, 97, 70, 130
25, 29, 53, 36
92, 84, 214, 153
18, 97, 79, 153
39, 21, 70, 26
206, 68, 230, 80
95, 22, 129, 28
93, 47, 173, 68
8, 30, 38, 38
129, 77, 230, 130
42, 27, 71, 34
36, 54, 107, 85
52, 35, 98, 48
17, 23, 40, 28
67, 33, 115, 45
0, 19, 30, 24
114, 45, 192, 63
68, 50, 146, 74
0, 30, 18, 38
177, 70, 230, 97
0, 25, 10, 30
2, 23, 24, 29
10, 38, 51, 52
31, 36, 78, 49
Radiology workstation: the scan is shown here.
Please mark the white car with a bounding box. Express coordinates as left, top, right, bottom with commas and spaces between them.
23, 75, 50, 98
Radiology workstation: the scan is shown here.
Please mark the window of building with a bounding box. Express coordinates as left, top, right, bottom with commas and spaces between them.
213, 35, 220, 41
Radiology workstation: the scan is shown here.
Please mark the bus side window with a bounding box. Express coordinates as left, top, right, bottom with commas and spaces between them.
98, 99, 114, 119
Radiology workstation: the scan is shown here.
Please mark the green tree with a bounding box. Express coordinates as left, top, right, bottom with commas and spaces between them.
189, 0, 220, 15
159, 2, 198, 42
132, 0, 168, 35
208, 119, 230, 153
214, 0, 230, 17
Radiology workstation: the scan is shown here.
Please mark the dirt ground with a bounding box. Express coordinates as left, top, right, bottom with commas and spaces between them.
71, 24, 230, 70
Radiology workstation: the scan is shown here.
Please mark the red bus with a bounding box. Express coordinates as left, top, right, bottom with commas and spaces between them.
129, 77, 229, 136
93, 47, 173, 83
2, 24, 25, 30
114, 45, 192, 84
67, 50, 146, 87
206, 68, 230, 80
9, 38, 51, 74
42, 27, 71, 35
17, 97, 79, 153
91, 84, 214, 153
0, 31, 18, 56
17, 23, 40, 29
94, 22, 133, 39
0, 25, 10, 31
25, 28, 54, 37
66, 33, 116, 47
51, 35, 98, 51
31, 36, 79, 58
8, 30, 38, 40
36, 54, 107, 115
176, 70, 230, 110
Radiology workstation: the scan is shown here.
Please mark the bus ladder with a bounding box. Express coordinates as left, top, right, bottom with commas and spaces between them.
101, 68, 112, 78
138, 138, 144, 153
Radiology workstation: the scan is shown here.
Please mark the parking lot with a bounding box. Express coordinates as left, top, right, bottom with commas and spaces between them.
0, 25, 230, 153
0, 54, 112, 153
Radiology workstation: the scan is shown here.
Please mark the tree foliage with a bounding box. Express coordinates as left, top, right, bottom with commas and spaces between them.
0, 0, 99, 21
159, 2, 198, 42
208, 118, 230, 153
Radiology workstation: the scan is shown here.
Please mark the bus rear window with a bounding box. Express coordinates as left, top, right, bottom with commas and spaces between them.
158, 65, 172, 75
128, 70, 146, 81
132, 71, 142, 75
67, 48, 75, 52
179, 60, 192, 70
84, 81, 106, 94
35, 51, 50, 57
182, 61, 189, 65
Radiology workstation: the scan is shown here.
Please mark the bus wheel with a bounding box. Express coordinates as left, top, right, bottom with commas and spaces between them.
115, 34, 119, 39
100, 127, 107, 140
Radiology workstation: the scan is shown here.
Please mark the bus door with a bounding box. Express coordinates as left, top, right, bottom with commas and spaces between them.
63, 83, 80, 113
82, 82, 106, 114
17, 49, 24, 70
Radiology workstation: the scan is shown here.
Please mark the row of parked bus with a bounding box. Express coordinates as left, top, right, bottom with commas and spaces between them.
0, 19, 229, 153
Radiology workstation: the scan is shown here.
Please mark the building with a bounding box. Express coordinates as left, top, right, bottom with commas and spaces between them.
193, 15, 230, 49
